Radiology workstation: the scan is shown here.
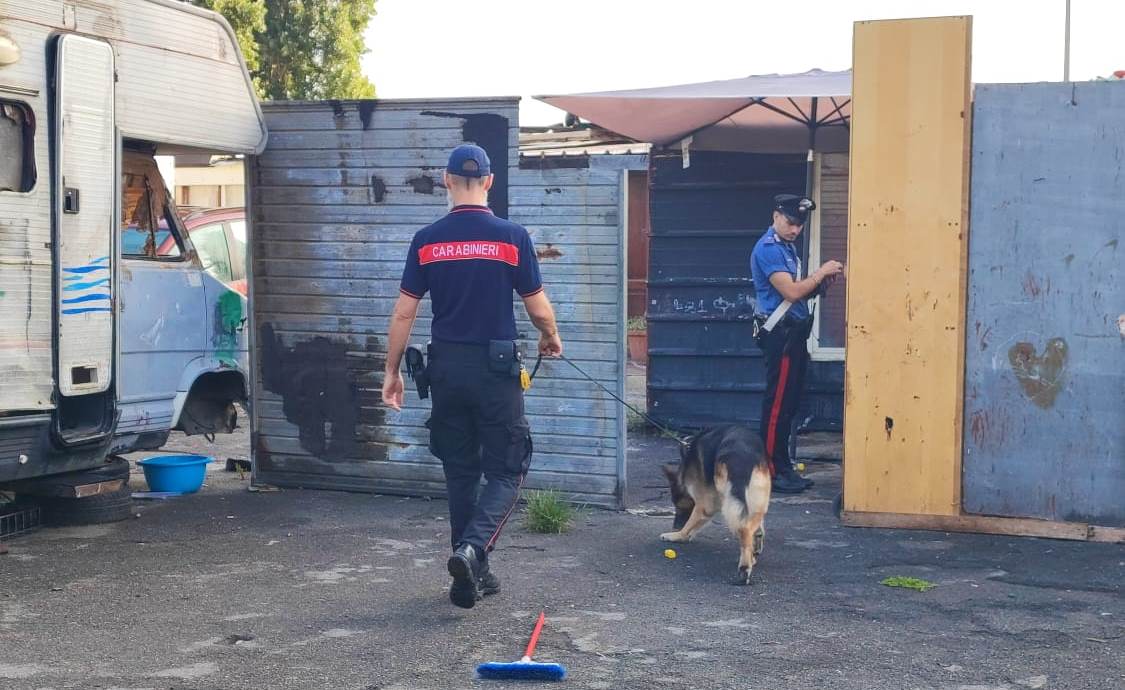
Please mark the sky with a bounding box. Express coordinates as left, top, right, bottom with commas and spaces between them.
363, 0, 1124, 126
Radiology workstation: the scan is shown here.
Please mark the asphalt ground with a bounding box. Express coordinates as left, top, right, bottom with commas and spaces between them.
0, 423, 1121, 690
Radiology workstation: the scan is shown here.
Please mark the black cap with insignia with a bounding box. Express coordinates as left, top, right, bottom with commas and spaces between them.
774, 194, 816, 224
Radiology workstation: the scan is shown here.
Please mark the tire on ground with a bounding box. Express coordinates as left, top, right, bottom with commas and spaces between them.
20, 456, 131, 497
39, 485, 134, 526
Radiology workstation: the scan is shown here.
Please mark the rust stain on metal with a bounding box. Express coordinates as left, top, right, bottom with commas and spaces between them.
252, 431, 267, 463
420, 110, 510, 218
973, 321, 992, 351
536, 244, 563, 260
358, 101, 377, 130
1022, 272, 1042, 298
519, 155, 590, 170
369, 175, 387, 204
968, 409, 1005, 450
407, 175, 435, 194
91, 14, 123, 38
1008, 338, 1068, 409
259, 323, 386, 461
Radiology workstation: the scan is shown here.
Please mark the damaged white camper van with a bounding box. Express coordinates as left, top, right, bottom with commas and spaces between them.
0, 0, 265, 517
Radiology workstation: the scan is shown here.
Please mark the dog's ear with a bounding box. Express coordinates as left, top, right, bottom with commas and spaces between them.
661, 462, 680, 486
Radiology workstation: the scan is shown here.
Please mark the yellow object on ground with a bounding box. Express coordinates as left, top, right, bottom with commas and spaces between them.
663, 549, 677, 560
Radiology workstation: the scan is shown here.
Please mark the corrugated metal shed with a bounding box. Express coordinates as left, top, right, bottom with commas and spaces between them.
962, 83, 1125, 527
646, 150, 844, 431
250, 98, 628, 507
520, 126, 652, 157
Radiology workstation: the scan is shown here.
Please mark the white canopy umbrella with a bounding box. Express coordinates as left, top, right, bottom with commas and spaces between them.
536, 69, 851, 154
537, 68, 852, 263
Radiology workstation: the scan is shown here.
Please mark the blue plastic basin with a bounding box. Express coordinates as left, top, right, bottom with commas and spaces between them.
137, 455, 213, 493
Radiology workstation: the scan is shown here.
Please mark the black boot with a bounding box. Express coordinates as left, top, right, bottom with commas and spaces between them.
447, 544, 482, 609
478, 559, 501, 597
772, 469, 813, 494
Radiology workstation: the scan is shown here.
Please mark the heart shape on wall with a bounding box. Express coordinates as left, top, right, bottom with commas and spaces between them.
1007, 338, 1068, 409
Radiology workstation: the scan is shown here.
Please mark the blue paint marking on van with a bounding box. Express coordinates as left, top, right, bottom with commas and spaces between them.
64, 278, 110, 291
62, 293, 112, 304
63, 264, 109, 274
62, 307, 113, 315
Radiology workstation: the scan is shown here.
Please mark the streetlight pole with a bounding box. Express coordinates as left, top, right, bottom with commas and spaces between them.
1064, 0, 1072, 81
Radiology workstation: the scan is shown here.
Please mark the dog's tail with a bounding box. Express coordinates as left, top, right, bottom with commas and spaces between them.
718, 428, 770, 514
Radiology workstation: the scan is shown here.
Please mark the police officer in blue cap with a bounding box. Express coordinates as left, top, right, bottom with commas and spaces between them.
751, 194, 844, 494
382, 144, 563, 608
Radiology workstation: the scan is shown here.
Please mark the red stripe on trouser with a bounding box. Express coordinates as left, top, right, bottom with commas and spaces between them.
485, 472, 527, 552
765, 354, 792, 478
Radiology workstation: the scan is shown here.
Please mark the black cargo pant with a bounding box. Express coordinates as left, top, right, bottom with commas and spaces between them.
425, 341, 532, 559
755, 315, 815, 477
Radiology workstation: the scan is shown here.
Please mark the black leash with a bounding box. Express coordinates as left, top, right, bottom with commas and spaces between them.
529, 353, 688, 447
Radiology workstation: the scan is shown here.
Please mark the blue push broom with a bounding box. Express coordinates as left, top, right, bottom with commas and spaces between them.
477, 611, 566, 681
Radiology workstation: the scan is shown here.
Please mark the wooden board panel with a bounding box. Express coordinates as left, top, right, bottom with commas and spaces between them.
842, 511, 1125, 544
812, 153, 849, 350
843, 17, 972, 516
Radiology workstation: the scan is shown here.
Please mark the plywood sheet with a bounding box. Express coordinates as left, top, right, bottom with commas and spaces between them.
843, 17, 972, 516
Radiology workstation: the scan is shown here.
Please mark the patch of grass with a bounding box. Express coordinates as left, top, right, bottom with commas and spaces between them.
881, 576, 936, 592
626, 410, 648, 432
525, 489, 576, 534
627, 316, 646, 332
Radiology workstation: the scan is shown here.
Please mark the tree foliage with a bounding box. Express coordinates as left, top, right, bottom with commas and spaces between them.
195, 0, 377, 100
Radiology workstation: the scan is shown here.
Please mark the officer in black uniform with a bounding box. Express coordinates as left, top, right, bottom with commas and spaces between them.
750, 194, 844, 494
382, 144, 563, 609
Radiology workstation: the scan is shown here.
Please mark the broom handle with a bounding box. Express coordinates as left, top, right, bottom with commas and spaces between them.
521, 611, 547, 661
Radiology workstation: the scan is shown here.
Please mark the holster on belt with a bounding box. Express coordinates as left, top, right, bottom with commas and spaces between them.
754, 314, 814, 347
404, 344, 430, 399
488, 339, 523, 378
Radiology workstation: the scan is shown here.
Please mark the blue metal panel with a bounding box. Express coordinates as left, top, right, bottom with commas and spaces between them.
250, 100, 630, 506
647, 150, 843, 431
963, 83, 1125, 527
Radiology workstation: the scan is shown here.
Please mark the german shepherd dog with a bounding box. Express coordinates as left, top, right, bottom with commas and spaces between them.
661, 425, 771, 585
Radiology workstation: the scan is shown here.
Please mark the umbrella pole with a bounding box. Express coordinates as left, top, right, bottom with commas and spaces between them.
801, 98, 819, 277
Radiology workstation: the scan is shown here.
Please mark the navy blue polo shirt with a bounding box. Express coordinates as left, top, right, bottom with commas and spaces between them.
750, 227, 810, 320
399, 205, 543, 344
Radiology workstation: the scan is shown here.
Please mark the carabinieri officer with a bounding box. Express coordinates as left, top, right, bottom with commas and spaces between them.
382, 144, 563, 609
750, 194, 844, 494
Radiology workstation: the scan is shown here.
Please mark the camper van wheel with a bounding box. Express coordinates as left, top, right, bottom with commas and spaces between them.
18, 456, 130, 496
38, 485, 133, 527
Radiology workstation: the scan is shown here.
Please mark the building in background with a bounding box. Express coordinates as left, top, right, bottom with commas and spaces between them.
537, 71, 851, 434
520, 125, 651, 322
174, 154, 245, 211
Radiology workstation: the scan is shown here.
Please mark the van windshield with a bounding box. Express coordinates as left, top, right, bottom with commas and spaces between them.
121, 151, 182, 258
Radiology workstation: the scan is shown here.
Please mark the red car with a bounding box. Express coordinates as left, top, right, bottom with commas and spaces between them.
158, 207, 248, 296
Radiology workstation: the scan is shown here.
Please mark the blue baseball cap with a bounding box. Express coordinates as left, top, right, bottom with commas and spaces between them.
447, 144, 491, 178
